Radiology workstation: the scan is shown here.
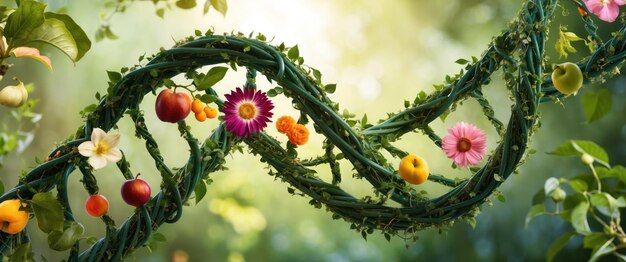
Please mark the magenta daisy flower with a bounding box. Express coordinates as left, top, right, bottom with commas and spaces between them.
441, 122, 487, 167
223, 87, 274, 137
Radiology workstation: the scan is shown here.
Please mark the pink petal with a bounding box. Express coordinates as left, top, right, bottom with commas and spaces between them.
614, 0, 626, 6
454, 153, 467, 167
597, 4, 620, 22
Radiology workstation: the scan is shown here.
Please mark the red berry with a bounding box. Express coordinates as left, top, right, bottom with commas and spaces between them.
85, 194, 109, 217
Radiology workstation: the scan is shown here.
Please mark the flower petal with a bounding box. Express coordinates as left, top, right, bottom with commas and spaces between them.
88, 155, 108, 170
105, 148, 123, 162
78, 142, 95, 157
597, 4, 620, 22
91, 128, 106, 146
103, 132, 121, 148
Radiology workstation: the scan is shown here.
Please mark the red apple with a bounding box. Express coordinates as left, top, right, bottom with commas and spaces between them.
155, 89, 192, 123
85, 194, 109, 217
121, 176, 152, 207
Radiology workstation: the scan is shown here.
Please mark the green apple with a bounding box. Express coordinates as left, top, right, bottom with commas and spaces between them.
551, 62, 583, 96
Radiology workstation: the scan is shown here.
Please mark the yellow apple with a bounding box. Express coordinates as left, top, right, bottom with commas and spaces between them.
398, 154, 430, 185
551, 62, 583, 96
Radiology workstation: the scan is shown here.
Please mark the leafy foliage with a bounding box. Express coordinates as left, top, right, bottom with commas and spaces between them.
528, 141, 626, 261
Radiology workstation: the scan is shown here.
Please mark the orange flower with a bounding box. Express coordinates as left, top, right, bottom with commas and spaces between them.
276, 115, 296, 134
287, 124, 309, 145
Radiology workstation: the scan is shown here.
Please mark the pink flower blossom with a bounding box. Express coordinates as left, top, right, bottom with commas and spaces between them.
583, 0, 626, 22
441, 122, 487, 167
223, 87, 274, 137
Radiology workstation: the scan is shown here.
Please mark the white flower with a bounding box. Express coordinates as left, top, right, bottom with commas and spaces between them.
78, 128, 122, 169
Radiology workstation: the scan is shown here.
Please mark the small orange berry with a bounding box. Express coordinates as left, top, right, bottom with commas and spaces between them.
195, 111, 207, 122
276, 115, 296, 134
287, 124, 309, 145
191, 99, 204, 114
204, 106, 218, 119
577, 6, 587, 17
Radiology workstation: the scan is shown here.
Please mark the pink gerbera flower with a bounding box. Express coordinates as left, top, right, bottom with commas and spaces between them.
583, 0, 626, 22
223, 87, 274, 137
441, 122, 487, 167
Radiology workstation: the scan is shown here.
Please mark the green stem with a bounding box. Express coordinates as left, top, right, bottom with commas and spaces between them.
589, 163, 601, 192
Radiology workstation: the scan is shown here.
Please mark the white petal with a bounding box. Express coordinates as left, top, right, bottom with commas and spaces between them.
88, 155, 108, 170
105, 148, 123, 162
91, 128, 106, 145
77, 142, 95, 157
103, 132, 120, 148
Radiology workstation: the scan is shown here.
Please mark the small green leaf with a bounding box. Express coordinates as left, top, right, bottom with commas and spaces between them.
199, 94, 218, 103
568, 178, 588, 193
162, 78, 175, 87
455, 58, 469, 65
571, 201, 591, 235
194, 181, 207, 204
497, 194, 506, 203
152, 232, 167, 242
324, 84, 337, 93
546, 232, 576, 262
176, 0, 197, 9
156, 8, 165, 18
288, 45, 299, 60
555, 27, 584, 58
31, 192, 65, 233
0, 179, 4, 194
107, 71, 122, 83
582, 88, 612, 123
194, 67, 228, 90
548, 140, 609, 167
266, 89, 278, 97
544, 177, 560, 194
584, 233, 610, 249
48, 221, 84, 251
589, 238, 616, 262
525, 204, 545, 226
210, 0, 228, 16
590, 192, 611, 210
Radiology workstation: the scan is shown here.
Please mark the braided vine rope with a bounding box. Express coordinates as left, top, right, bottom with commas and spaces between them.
1, 0, 626, 260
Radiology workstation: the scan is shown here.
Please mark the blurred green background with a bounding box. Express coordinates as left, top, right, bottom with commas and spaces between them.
1, 0, 626, 261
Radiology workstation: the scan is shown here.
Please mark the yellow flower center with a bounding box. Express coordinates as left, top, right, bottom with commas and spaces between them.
95, 142, 109, 155
238, 102, 257, 120
457, 138, 472, 153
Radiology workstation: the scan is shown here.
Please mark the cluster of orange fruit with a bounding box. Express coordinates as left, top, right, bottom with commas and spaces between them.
275, 115, 309, 146
192, 99, 218, 122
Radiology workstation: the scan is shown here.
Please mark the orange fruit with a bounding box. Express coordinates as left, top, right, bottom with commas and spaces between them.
0, 199, 29, 235
191, 99, 204, 114
195, 111, 207, 122
204, 106, 218, 119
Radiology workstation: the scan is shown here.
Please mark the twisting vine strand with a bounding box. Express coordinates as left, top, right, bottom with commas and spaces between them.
1, 0, 625, 260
